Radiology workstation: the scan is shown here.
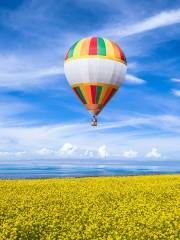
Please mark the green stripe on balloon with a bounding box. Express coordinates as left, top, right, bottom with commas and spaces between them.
68, 41, 79, 58
96, 86, 102, 103
76, 87, 87, 104
98, 37, 106, 56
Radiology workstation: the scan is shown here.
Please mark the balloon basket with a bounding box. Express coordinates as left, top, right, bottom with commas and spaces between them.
91, 116, 97, 126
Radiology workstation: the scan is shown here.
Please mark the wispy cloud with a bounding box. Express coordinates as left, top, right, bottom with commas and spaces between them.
0, 53, 64, 90
2, 4, 178, 93
101, 9, 180, 38
171, 78, 180, 83
0, 1, 79, 91
126, 74, 146, 84
172, 89, 180, 97
0, 113, 179, 159
0, 96, 34, 128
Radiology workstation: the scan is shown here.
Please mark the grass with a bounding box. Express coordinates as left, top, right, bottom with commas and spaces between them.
0, 174, 179, 239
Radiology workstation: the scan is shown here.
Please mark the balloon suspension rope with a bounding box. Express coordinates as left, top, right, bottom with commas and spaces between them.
91, 115, 97, 126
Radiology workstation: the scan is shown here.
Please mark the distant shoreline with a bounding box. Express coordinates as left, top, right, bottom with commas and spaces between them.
0, 172, 179, 180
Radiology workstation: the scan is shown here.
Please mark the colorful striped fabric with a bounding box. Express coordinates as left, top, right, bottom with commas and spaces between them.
72, 83, 118, 115
65, 37, 127, 64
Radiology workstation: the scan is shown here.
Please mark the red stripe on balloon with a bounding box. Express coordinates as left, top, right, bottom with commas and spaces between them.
89, 37, 98, 55
65, 48, 70, 60
118, 47, 126, 62
103, 88, 116, 106
91, 85, 97, 104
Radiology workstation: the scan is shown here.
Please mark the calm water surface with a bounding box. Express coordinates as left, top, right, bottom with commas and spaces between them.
0, 159, 179, 179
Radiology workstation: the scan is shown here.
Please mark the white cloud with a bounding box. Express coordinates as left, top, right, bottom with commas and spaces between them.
0, 54, 63, 90
98, 145, 108, 158
122, 150, 138, 158
171, 78, 180, 83
126, 74, 146, 84
0, 151, 11, 157
14, 151, 27, 157
102, 9, 180, 37
0, 114, 179, 160
0, 151, 27, 159
146, 148, 161, 158
36, 147, 54, 156
84, 150, 94, 158
59, 143, 77, 156
172, 89, 180, 97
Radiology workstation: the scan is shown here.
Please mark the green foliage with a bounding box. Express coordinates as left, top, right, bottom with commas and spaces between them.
0, 175, 179, 240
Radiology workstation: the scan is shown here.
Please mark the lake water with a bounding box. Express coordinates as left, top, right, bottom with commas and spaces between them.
0, 159, 179, 179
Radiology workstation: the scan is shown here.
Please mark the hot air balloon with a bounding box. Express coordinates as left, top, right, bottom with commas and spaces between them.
64, 37, 127, 126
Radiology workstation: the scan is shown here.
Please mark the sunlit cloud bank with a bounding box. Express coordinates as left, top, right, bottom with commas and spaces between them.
0, 113, 179, 160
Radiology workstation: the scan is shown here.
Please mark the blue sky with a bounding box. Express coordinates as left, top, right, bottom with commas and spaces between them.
0, 0, 180, 162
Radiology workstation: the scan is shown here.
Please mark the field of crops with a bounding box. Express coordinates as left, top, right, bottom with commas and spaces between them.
0, 175, 179, 240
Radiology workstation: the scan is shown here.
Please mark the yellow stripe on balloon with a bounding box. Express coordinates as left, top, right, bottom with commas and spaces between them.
104, 39, 115, 60
98, 85, 110, 105
73, 39, 84, 58
80, 38, 91, 56
101, 86, 114, 106
101, 87, 113, 106
80, 85, 92, 104
111, 42, 121, 59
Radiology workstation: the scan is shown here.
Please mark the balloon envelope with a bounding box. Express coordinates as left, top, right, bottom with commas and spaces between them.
64, 37, 127, 116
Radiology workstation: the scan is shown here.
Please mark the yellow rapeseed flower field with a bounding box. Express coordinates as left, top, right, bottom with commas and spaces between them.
0, 175, 179, 240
